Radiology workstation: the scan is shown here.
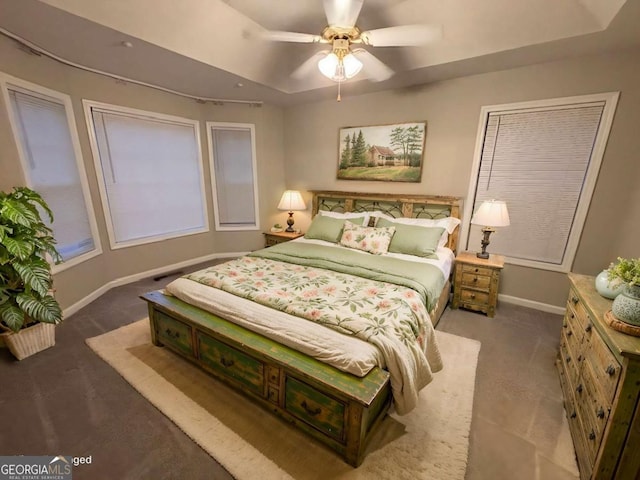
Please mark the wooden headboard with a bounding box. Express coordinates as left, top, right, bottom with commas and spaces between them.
311, 190, 463, 253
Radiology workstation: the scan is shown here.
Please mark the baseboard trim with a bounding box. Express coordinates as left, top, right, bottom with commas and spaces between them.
63, 251, 248, 318
499, 294, 565, 315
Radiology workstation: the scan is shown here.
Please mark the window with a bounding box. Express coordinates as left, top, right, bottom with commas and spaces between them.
1, 74, 101, 270
463, 92, 619, 272
207, 122, 259, 231
84, 101, 208, 248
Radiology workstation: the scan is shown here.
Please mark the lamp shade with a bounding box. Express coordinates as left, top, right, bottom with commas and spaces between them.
471, 200, 510, 227
277, 190, 306, 211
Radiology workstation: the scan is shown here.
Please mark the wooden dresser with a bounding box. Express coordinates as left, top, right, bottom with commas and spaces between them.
557, 273, 640, 479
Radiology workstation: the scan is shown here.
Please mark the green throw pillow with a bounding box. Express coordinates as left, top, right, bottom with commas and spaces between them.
304, 215, 366, 243
376, 218, 444, 258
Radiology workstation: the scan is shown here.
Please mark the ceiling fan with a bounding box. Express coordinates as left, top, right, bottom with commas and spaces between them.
262, 0, 441, 99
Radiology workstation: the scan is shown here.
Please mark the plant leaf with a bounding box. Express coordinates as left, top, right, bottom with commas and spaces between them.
16, 292, 62, 324
0, 303, 25, 332
3, 236, 34, 260
13, 259, 51, 296
1, 198, 39, 227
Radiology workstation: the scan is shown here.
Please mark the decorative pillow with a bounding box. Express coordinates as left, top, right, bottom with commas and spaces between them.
305, 215, 365, 243
375, 217, 445, 258
371, 213, 460, 248
339, 220, 395, 255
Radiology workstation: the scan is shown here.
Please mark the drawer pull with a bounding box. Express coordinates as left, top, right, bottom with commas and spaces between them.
565, 355, 571, 363
301, 400, 321, 417
589, 430, 596, 441
220, 356, 235, 368
571, 296, 579, 305
596, 407, 605, 419
577, 355, 582, 362
570, 313, 575, 319
473, 276, 478, 282
585, 323, 592, 333
570, 411, 577, 419
576, 384, 583, 394
563, 322, 568, 329
474, 268, 479, 273
606, 365, 616, 376
165, 328, 180, 339
470, 294, 476, 299
567, 330, 573, 337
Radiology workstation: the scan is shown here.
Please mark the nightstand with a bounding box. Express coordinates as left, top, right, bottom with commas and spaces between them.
263, 231, 304, 247
451, 251, 505, 317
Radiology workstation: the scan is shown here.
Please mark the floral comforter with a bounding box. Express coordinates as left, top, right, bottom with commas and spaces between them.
181, 242, 444, 414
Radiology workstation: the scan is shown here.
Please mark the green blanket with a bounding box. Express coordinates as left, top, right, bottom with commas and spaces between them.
249, 242, 444, 311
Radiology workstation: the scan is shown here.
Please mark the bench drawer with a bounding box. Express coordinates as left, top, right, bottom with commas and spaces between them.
285, 376, 345, 441
197, 331, 265, 397
154, 311, 194, 357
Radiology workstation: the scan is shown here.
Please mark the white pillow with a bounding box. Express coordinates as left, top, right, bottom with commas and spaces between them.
318, 210, 370, 226
370, 212, 460, 247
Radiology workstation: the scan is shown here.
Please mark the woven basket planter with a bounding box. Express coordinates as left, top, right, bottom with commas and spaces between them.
3, 323, 56, 360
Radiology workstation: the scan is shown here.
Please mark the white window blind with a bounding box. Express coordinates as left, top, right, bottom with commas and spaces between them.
8, 88, 98, 264
208, 123, 259, 230
88, 105, 207, 247
466, 93, 619, 272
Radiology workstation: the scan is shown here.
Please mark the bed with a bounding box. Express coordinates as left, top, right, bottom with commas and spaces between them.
141, 190, 462, 466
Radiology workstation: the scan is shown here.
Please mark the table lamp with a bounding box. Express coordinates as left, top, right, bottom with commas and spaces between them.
471, 200, 510, 259
277, 190, 306, 232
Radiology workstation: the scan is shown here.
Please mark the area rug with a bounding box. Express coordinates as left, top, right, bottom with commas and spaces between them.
86, 319, 480, 480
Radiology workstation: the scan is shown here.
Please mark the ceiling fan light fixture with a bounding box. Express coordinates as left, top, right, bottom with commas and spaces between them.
318, 52, 340, 79
318, 50, 362, 82
342, 53, 363, 78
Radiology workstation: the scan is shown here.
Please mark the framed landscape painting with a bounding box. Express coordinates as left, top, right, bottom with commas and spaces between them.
337, 121, 426, 182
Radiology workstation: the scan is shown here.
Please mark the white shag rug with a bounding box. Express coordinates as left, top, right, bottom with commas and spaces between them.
87, 318, 480, 480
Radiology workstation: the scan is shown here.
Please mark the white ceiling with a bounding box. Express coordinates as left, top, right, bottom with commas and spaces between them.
0, 0, 639, 106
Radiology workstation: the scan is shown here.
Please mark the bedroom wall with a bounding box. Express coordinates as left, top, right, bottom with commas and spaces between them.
282, 48, 640, 309
0, 34, 286, 311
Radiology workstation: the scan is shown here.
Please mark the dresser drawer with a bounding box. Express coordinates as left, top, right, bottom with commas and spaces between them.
461, 272, 491, 290
197, 332, 265, 397
576, 362, 610, 465
461, 264, 494, 277
154, 311, 194, 357
584, 331, 621, 404
285, 376, 345, 441
459, 289, 489, 306
560, 333, 581, 389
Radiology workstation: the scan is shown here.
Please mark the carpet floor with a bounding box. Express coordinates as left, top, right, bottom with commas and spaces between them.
87, 318, 480, 480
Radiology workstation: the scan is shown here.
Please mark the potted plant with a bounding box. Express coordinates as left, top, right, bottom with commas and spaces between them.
608, 257, 640, 326
0, 187, 63, 360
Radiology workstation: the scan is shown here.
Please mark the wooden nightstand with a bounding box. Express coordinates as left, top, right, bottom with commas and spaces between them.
263, 231, 304, 247
451, 251, 505, 317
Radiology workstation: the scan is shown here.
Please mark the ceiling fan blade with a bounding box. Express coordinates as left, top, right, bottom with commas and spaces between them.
323, 0, 364, 27
262, 30, 323, 43
291, 51, 329, 79
361, 24, 442, 47
352, 49, 394, 82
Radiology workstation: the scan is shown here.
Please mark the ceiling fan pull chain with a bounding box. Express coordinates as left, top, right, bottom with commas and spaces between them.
337, 79, 342, 102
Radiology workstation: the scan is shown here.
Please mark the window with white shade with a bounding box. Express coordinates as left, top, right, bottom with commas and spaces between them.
207, 122, 259, 231
463, 92, 619, 272
1, 75, 101, 271
84, 101, 208, 248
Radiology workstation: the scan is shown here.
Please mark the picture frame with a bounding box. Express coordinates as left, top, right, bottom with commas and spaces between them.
337, 121, 427, 182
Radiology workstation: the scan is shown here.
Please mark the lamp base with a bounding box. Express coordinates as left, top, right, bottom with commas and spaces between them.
476, 227, 495, 260
285, 212, 295, 232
